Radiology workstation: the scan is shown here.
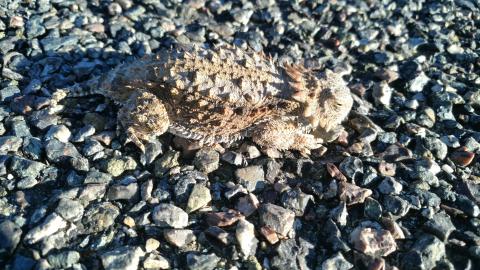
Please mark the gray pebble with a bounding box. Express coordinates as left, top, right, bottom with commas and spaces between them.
140, 139, 163, 166
143, 253, 170, 269
24, 213, 68, 244
455, 195, 480, 217
236, 218, 258, 258
125, 6, 146, 21
78, 184, 107, 202
186, 184, 211, 213
423, 137, 448, 160
104, 156, 137, 177
193, 148, 220, 173
101, 246, 144, 270
82, 139, 104, 156
401, 234, 445, 270
0, 36, 19, 55
163, 229, 196, 248
16, 177, 38, 189
280, 188, 313, 216
408, 72, 430, 92
0, 136, 23, 153
72, 125, 96, 142
26, 16, 46, 38
186, 252, 220, 270
173, 170, 207, 203
45, 139, 83, 163
440, 135, 460, 148
151, 203, 188, 228
73, 61, 99, 77
231, 8, 253, 25
84, 171, 113, 184
7, 116, 32, 137
108, 3, 123, 16
55, 198, 84, 222
330, 202, 348, 227
153, 150, 180, 177
235, 165, 266, 192
0, 220, 22, 254
424, 212, 455, 241
107, 182, 138, 201
0, 85, 20, 101
22, 137, 43, 160
383, 195, 411, 217
271, 238, 301, 269
47, 251, 80, 269
82, 202, 120, 234
44, 125, 71, 143
29, 111, 59, 130
364, 197, 383, 220
9, 156, 46, 179
40, 35, 79, 52
221, 151, 246, 166
321, 252, 353, 270
339, 156, 363, 180
378, 177, 403, 195
260, 203, 295, 236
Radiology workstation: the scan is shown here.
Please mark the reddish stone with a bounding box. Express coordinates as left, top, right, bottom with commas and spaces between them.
378, 161, 396, 176
326, 163, 347, 182
451, 147, 475, 166
338, 182, 372, 205
260, 226, 279, 245
205, 210, 243, 227
350, 227, 397, 257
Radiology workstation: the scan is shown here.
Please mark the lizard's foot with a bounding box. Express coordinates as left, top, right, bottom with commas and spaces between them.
118, 91, 170, 152
292, 133, 324, 156
252, 119, 323, 156
312, 124, 345, 143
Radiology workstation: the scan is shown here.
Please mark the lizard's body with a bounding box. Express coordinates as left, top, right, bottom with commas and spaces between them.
52, 44, 353, 154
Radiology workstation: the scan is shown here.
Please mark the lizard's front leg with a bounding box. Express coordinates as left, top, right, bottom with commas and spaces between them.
118, 91, 170, 152
252, 119, 323, 156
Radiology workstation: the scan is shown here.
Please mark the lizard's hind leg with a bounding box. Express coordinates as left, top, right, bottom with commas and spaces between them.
252, 119, 323, 156
118, 91, 170, 152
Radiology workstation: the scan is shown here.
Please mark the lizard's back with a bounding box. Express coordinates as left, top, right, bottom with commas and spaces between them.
97, 44, 300, 144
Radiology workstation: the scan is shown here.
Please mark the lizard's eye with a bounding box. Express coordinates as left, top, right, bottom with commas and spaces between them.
334, 101, 342, 107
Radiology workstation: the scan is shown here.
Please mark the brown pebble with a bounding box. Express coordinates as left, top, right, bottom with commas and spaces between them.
86, 23, 105, 33
260, 226, 279, 245
339, 181, 372, 205
450, 147, 475, 166
9, 16, 24, 28
337, 129, 349, 146
378, 161, 396, 176
205, 210, 243, 227
326, 163, 348, 182
350, 227, 397, 257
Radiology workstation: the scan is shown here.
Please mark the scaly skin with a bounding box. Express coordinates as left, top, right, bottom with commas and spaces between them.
51, 44, 353, 154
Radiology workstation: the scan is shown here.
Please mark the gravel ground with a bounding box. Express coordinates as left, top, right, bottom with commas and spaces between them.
0, 0, 479, 269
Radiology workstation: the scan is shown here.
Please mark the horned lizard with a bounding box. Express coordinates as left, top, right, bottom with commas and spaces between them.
51, 44, 353, 155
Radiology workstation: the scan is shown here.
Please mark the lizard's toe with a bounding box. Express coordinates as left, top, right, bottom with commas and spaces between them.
125, 127, 146, 153
293, 134, 323, 154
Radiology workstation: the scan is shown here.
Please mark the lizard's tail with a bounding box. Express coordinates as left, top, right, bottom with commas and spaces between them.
64, 75, 104, 97
49, 76, 103, 108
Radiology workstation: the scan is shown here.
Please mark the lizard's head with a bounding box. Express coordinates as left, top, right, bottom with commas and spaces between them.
286, 66, 353, 137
